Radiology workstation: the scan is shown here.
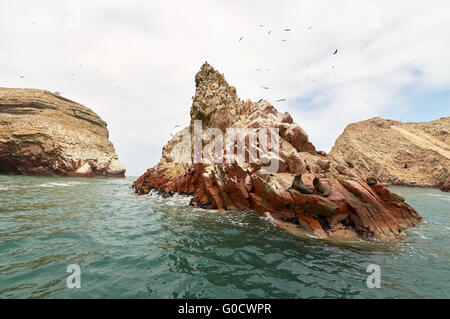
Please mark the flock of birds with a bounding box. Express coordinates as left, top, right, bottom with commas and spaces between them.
18, 62, 106, 97
17, 23, 339, 136
238, 25, 339, 104
239, 25, 299, 41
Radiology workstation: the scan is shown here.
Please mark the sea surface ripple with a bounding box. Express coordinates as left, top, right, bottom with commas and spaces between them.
0, 176, 449, 298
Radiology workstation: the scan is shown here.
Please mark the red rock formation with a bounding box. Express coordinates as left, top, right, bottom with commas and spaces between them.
0, 88, 125, 177
133, 63, 423, 241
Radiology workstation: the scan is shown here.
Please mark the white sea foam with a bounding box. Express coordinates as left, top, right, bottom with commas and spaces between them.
144, 189, 192, 206
420, 193, 450, 203
262, 212, 277, 226
35, 181, 87, 188
424, 193, 450, 198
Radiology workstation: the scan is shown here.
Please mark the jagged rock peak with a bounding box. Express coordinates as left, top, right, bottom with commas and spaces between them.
191, 63, 240, 126
189, 63, 315, 152
195, 62, 229, 88
133, 64, 423, 242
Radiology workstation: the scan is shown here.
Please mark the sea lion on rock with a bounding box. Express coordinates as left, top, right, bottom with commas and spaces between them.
335, 165, 349, 175
316, 159, 331, 171
313, 177, 331, 197
303, 160, 311, 173
317, 151, 327, 156
289, 174, 314, 194
345, 161, 354, 168
366, 177, 378, 186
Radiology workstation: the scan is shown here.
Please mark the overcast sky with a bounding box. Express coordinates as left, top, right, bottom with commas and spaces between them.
1, 0, 449, 176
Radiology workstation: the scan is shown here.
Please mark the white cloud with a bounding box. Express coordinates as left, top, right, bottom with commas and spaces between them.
1, 0, 449, 175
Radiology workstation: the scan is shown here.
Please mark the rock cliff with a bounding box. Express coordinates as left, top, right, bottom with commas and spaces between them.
330, 117, 449, 192
133, 63, 423, 241
0, 88, 125, 177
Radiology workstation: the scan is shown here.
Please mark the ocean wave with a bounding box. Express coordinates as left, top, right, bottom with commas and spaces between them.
416, 194, 450, 203
34, 182, 87, 188
144, 190, 192, 206
0, 181, 89, 189
424, 193, 450, 200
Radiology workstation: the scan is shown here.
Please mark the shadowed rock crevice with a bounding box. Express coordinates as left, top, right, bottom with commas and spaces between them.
133, 63, 423, 241
0, 158, 20, 174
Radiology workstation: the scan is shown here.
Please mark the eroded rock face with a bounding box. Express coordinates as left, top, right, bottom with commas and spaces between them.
330, 117, 450, 192
133, 63, 423, 241
0, 88, 125, 177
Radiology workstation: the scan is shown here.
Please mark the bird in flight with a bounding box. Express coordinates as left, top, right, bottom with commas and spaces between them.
333, 49, 338, 55
261, 86, 269, 90
268, 30, 271, 35
283, 29, 291, 31
20, 75, 24, 78
239, 37, 243, 42
308, 26, 312, 30
276, 99, 286, 102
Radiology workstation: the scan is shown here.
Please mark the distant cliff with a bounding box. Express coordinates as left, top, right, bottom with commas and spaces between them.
0, 88, 125, 177
330, 117, 449, 192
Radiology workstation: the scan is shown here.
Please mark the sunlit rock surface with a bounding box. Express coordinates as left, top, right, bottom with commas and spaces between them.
330, 117, 449, 192
0, 88, 125, 177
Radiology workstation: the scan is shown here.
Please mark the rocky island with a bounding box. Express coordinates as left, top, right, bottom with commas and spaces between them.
0, 88, 125, 177
330, 117, 449, 192
133, 63, 423, 241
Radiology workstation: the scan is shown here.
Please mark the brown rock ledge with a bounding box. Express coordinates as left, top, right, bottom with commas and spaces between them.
0, 88, 125, 177
330, 117, 449, 192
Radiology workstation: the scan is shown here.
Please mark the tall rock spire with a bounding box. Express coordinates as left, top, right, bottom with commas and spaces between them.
133, 63, 423, 242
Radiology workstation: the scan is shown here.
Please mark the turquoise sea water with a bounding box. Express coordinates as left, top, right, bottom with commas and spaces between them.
0, 175, 449, 299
